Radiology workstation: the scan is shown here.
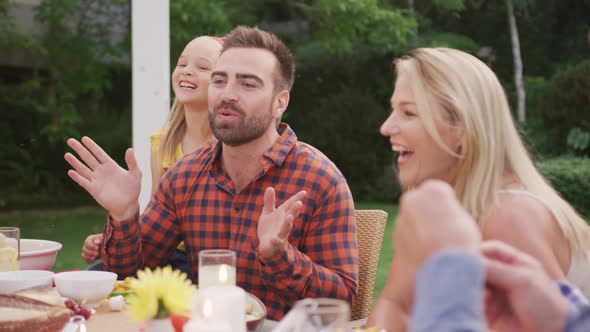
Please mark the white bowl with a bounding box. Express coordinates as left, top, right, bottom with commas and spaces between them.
20, 239, 63, 270
0, 270, 55, 293
54, 271, 117, 308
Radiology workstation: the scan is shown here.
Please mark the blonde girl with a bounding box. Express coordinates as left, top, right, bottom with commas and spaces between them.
81, 36, 224, 276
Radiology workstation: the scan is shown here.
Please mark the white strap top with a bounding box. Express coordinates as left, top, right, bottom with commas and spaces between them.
497, 189, 590, 299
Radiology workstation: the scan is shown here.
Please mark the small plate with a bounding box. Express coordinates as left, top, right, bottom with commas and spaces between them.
246, 292, 266, 332
109, 290, 135, 298
110, 280, 135, 298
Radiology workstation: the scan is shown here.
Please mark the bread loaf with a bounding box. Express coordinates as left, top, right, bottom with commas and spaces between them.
0, 293, 70, 332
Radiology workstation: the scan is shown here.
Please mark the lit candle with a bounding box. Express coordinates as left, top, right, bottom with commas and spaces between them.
183, 299, 231, 332
198, 264, 236, 289
190, 286, 246, 332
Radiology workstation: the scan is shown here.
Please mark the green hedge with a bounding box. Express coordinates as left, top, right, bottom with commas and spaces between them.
540, 60, 590, 156
537, 157, 590, 219
288, 44, 399, 202
0, 65, 131, 212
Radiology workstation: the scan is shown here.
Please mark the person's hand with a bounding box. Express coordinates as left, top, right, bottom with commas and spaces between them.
384, 180, 481, 313
257, 187, 306, 259
64, 137, 141, 221
81, 233, 103, 263
483, 240, 568, 332
367, 180, 481, 328
394, 180, 481, 273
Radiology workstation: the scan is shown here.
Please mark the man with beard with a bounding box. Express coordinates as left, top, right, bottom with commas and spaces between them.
64, 26, 358, 320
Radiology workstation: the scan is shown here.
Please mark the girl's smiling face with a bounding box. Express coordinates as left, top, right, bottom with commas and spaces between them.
172, 37, 222, 109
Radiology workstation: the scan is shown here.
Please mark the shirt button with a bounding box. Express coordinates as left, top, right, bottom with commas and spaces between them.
234, 207, 240, 213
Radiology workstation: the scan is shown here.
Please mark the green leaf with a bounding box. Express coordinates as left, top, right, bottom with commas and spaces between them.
567, 128, 590, 152
418, 32, 480, 52
433, 0, 466, 12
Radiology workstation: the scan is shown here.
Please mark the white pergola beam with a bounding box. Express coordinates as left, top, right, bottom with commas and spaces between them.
132, 0, 170, 211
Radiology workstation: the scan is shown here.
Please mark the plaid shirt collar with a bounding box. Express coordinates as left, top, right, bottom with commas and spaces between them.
208, 122, 297, 167
207, 123, 297, 194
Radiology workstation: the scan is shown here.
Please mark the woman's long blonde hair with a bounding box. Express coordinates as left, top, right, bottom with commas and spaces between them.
395, 47, 590, 257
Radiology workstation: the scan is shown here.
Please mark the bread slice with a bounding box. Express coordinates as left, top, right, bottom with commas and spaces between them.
14, 287, 64, 308
0, 294, 70, 332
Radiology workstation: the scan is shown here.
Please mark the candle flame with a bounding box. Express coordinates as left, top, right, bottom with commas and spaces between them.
203, 299, 213, 319
219, 264, 228, 283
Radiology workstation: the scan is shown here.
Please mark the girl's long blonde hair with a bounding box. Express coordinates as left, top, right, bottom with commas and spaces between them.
158, 36, 224, 166
395, 47, 590, 257
159, 99, 186, 165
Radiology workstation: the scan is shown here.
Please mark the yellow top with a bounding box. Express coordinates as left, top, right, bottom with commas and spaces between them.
149, 131, 184, 171
150, 131, 186, 251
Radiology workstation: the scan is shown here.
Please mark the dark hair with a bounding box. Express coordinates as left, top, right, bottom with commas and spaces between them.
222, 26, 295, 91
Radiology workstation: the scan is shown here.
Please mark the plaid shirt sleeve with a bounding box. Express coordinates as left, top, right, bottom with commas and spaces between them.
101, 170, 181, 276
256, 159, 359, 305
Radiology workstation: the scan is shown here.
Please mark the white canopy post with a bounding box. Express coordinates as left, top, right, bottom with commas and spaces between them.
132, 0, 170, 211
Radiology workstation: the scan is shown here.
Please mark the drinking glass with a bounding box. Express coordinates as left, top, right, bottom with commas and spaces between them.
294, 298, 350, 332
0, 227, 20, 271
198, 249, 236, 289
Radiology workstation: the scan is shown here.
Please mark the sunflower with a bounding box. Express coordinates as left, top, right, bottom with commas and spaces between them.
126, 266, 195, 321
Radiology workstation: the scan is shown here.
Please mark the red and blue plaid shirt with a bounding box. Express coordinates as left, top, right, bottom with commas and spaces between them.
101, 123, 359, 320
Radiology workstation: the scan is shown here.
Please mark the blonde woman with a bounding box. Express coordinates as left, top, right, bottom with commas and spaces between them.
81, 36, 223, 276
368, 47, 590, 331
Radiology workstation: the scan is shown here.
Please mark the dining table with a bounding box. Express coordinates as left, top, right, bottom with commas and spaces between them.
84, 301, 368, 331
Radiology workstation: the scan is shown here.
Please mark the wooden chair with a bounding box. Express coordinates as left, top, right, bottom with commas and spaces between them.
351, 209, 388, 321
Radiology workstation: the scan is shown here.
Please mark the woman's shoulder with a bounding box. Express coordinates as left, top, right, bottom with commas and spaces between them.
483, 190, 555, 236
482, 189, 568, 277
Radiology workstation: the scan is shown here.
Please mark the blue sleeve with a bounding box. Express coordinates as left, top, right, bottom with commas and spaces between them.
555, 279, 590, 332
410, 250, 486, 332
566, 306, 590, 332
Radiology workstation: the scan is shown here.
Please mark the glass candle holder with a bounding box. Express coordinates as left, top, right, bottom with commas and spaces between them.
0, 227, 20, 271
294, 298, 350, 332
198, 249, 236, 289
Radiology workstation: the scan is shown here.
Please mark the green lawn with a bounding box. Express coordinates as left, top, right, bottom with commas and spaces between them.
0, 202, 398, 299
0, 206, 108, 271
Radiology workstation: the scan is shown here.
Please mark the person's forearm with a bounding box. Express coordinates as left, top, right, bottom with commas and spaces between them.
410, 251, 486, 332
101, 211, 143, 276
259, 181, 358, 303
367, 297, 408, 332
110, 201, 140, 222
258, 241, 357, 303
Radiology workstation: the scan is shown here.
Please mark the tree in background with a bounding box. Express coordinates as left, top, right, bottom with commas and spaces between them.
169, 0, 232, 63
468, 0, 531, 122
0, 0, 129, 207
505, 0, 526, 123
1, 0, 588, 209
303, 0, 415, 54
403, 0, 530, 122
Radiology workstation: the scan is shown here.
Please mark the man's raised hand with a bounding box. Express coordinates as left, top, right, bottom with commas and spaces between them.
64, 137, 141, 221
257, 187, 307, 259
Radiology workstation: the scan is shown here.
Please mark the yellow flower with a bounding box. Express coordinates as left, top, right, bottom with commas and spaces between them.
126, 266, 195, 321
127, 289, 158, 321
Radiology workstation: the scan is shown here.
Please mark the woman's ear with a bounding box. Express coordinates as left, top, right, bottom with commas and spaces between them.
452, 126, 464, 156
